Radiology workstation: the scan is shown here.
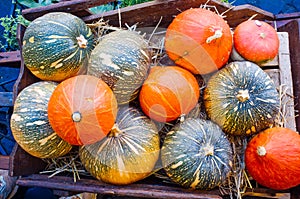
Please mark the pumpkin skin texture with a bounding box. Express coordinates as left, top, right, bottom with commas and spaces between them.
22, 12, 94, 82
10, 81, 72, 159
165, 8, 233, 75
88, 30, 151, 104
204, 61, 280, 136
233, 20, 279, 64
139, 66, 200, 123
161, 118, 233, 190
245, 127, 300, 190
48, 75, 118, 146
79, 106, 160, 185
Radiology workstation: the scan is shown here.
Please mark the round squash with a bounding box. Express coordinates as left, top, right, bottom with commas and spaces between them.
22, 12, 94, 82
88, 30, 151, 104
165, 8, 233, 75
79, 106, 160, 185
245, 127, 300, 190
48, 75, 118, 146
233, 20, 279, 64
139, 66, 200, 123
161, 118, 233, 190
204, 61, 280, 136
10, 81, 72, 158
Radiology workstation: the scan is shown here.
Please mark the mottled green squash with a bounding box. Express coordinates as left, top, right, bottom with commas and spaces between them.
204, 61, 280, 136
10, 81, 72, 159
87, 30, 151, 104
79, 106, 160, 185
22, 12, 94, 82
161, 118, 233, 190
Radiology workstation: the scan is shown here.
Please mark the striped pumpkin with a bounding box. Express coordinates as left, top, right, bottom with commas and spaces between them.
204, 61, 280, 136
161, 118, 233, 190
87, 30, 151, 104
10, 81, 72, 159
22, 12, 94, 82
79, 106, 160, 185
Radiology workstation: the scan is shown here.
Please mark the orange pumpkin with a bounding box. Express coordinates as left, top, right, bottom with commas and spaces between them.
233, 20, 279, 64
139, 66, 200, 123
164, 8, 233, 75
48, 75, 118, 145
245, 127, 300, 190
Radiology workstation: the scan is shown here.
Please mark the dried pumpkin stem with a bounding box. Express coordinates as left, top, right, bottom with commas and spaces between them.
72, 111, 82, 122
109, 124, 121, 137
77, 34, 88, 48
236, 89, 250, 102
203, 144, 214, 156
206, 29, 223, 43
257, 146, 267, 156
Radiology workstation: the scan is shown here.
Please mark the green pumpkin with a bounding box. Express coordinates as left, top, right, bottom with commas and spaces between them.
79, 106, 160, 185
161, 118, 233, 190
22, 12, 95, 82
87, 30, 151, 104
10, 81, 72, 159
204, 61, 280, 136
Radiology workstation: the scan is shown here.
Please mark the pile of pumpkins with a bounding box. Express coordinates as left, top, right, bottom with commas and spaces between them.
10, 7, 300, 192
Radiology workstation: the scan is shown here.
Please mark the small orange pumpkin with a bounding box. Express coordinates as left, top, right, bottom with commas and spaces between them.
233, 20, 279, 64
48, 75, 118, 145
139, 66, 200, 122
165, 8, 233, 75
245, 127, 300, 190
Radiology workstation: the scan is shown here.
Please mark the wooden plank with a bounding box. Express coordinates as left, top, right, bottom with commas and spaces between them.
9, 144, 47, 177
261, 32, 296, 131
278, 19, 300, 134
0, 155, 10, 170
83, 0, 274, 28
0, 51, 21, 64
17, 174, 222, 199
276, 32, 296, 131
22, 0, 115, 21
0, 92, 14, 106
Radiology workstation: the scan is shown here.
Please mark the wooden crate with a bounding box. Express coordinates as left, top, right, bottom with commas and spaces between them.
7, 0, 300, 198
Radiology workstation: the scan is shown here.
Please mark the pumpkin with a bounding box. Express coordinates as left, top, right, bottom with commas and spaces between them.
10, 81, 72, 159
22, 12, 94, 82
245, 127, 300, 190
164, 8, 233, 75
233, 20, 279, 64
204, 61, 280, 136
79, 106, 160, 185
139, 66, 200, 123
88, 30, 151, 104
161, 118, 233, 190
48, 75, 118, 146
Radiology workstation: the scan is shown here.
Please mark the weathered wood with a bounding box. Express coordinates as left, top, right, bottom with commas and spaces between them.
0, 92, 14, 106
83, 0, 274, 28
0, 155, 10, 170
16, 174, 222, 199
278, 19, 300, 133
0, 51, 21, 64
22, 0, 115, 21
261, 32, 296, 131
9, 144, 47, 177
276, 32, 296, 131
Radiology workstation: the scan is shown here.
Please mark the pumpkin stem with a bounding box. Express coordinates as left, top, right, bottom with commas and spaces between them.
77, 35, 88, 48
206, 29, 223, 44
109, 123, 121, 137
255, 20, 263, 27
236, 89, 250, 102
257, 146, 267, 156
72, 111, 82, 122
203, 144, 214, 156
